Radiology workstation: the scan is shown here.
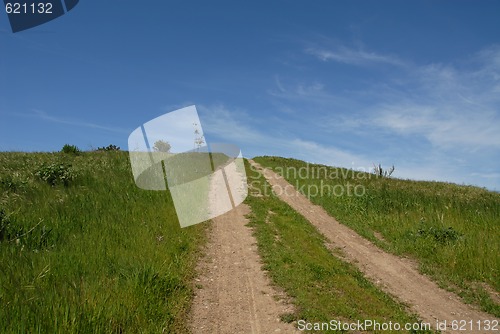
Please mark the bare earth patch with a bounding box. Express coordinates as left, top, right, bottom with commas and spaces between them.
249, 160, 499, 333
189, 202, 296, 333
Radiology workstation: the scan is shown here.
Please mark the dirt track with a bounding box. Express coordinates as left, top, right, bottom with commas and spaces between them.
249, 160, 498, 333
189, 165, 297, 334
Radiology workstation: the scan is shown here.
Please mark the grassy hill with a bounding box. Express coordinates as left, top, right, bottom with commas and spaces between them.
1, 151, 497, 332
0, 151, 206, 333
253, 156, 500, 317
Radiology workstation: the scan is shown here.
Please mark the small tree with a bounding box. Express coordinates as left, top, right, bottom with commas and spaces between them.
153, 140, 171, 153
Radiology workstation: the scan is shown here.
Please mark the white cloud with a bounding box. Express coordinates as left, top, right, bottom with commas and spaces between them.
187, 44, 500, 190
471, 172, 500, 179
33, 109, 128, 133
373, 104, 500, 150
289, 138, 372, 170
266, 42, 500, 189
300, 42, 500, 151
305, 45, 406, 67
198, 104, 269, 146
371, 48, 500, 151
197, 104, 374, 170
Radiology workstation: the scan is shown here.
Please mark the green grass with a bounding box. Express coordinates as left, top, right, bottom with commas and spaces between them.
0, 151, 206, 333
3, 151, 495, 332
253, 156, 500, 317
244, 160, 434, 333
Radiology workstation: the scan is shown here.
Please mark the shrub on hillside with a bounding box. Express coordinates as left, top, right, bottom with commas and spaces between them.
35, 163, 76, 186
417, 218, 463, 244
97, 144, 120, 151
61, 144, 81, 155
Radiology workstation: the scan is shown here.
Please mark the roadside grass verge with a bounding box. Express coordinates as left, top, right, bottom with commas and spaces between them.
253, 156, 500, 317
0, 151, 206, 333
244, 160, 433, 333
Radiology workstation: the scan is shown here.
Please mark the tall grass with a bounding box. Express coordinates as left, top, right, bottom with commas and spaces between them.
254, 156, 500, 316
0, 151, 206, 333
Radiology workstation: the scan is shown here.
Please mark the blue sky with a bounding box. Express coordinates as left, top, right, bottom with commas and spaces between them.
1, 1, 500, 190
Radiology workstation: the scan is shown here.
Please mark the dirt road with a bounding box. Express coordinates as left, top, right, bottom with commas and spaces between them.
249, 160, 498, 333
189, 165, 297, 334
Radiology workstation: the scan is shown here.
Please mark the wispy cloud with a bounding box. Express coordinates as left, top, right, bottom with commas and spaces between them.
33, 110, 128, 133
268, 79, 360, 112
299, 43, 500, 151
305, 45, 406, 67
373, 104, 500, 150
371, 47, 500, 151
289, 138, 372, 170
471, 172, 500, 179
267, 42, 500, 189
198, 104, 372, 169
198, 104, 269, 146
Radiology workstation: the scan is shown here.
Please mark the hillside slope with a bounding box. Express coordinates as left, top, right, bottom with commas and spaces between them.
254, 156, 500, 317
0, 151, 206, 333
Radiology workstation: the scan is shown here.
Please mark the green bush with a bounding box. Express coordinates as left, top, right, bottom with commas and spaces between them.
35, 163, 77, 186
417, 224, 462, 244
61, 144, 81, 155
97, 144, 120, 151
